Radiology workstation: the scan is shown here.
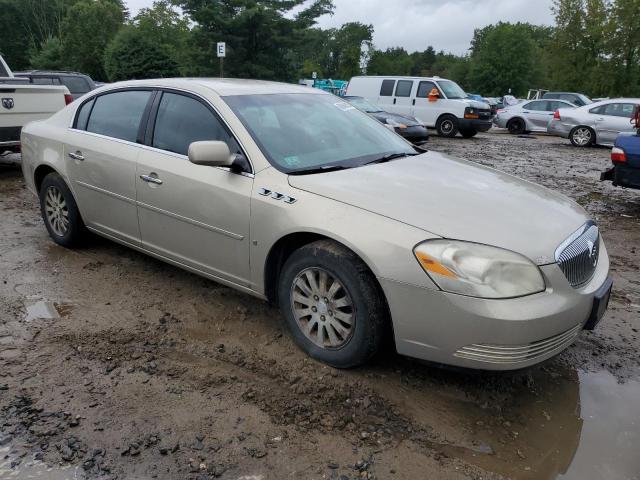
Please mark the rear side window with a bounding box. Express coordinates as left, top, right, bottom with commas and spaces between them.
380, 79, 395, 96
417, 81, 438, 98
547, 101, 566, 111
75, 98, 95, 130
589, 105, 605, 115
602, 103, 636, 118
86, 90, 152, 142
152, 92, 231, 156
395, 80, 413, 97
523, 101, 549, 111
61, 76, 91, 94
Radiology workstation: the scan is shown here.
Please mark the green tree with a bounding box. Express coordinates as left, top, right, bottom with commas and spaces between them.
175, 0, 334, 81
29, 36, 66, 70
468, 22, 548, 96
607, 0, 640, 96
366, 47, 413, 76
62, 0, 126, 80
104, 26, 179, 81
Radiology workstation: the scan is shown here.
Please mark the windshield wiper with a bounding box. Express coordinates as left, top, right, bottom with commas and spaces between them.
364, 152, 419, 165
289, 164, 350, 175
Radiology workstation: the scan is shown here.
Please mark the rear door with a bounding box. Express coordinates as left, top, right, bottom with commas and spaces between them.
64, 88, 154, 245
595, 103, 638, 145
392, 79, 414, 115
135, 89, 253, 285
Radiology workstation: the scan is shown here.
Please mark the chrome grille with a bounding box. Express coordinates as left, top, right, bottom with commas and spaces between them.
555, 222, 599, 288
454, 324, 581, 365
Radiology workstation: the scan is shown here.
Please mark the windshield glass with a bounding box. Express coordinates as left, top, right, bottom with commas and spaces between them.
576, 94, 592, 106
437, 80, 466, 99
344, 96, 383, 113
224, 93, 414, 173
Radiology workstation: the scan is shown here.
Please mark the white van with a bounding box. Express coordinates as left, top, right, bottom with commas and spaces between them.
346, 76, 493, 138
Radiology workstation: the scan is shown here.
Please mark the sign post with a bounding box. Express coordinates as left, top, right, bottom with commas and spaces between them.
217, 42, 226, 78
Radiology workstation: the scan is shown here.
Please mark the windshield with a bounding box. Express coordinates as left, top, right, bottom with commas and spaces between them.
437, 80, 466, 99
224, 93, 414, 173
344, 96, 383, 113
576, 94, 592, 106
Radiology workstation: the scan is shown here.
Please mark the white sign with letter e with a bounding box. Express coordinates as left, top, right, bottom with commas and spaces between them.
217, 42, 226, 58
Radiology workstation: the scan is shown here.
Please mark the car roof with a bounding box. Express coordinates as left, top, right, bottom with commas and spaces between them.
97, 78, 325, 97
350, 75, 449, 81
15, 70, 88, 76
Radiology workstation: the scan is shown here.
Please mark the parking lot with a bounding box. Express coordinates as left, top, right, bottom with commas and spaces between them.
1, 131, 639, 480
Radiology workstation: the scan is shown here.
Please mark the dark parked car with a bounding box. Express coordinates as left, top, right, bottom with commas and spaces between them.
542, 92, 592, 107
14, 70, 96, 100
343, 96, 429, 142
601, 106, 640, 190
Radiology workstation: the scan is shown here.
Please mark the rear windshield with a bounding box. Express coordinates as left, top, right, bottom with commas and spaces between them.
0, 63, 8, 77
61, 76, 91, 94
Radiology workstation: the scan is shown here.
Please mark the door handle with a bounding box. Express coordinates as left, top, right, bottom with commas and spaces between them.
140, 174, 163, 185
68, 151, 84, 161
412, 99, 416, 106
393, 98, 397, 104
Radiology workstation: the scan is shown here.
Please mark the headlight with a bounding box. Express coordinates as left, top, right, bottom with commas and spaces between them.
386, 118, 407, 129
413, 240, 545, 299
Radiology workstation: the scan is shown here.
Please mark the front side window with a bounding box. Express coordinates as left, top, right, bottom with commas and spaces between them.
395, 80, 413, 97
523, 101, 548, 111
380, 79, 395, 96
436, 80, 466, 99
224, 93, 415, 174
86, 90, 152, 142
152, 92, 231, 156
417, 81, 438, 98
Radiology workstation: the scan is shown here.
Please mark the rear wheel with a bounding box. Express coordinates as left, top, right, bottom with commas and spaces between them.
436, 115, 459, 138
507, 118, 526, 135
39, 172, 87, 248
278, 240, 387, 368
569, 126, 594, 147
460, 128, 478, 138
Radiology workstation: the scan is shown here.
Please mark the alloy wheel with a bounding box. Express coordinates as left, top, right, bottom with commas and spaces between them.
44, 186, 70, 237
573, 127, 592, 146
290, 267, 355, 349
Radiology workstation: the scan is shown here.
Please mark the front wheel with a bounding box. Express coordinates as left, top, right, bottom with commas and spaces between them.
569, 126, 594, 147
436, 115, 459, 138
278, 240, 387, 368
39, 172, 88, 248
507, 118, 526, 135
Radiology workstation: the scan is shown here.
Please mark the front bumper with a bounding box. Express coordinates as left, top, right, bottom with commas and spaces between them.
382, 239, 610, 370
601, 165, 640, 190
396, 125, 429, 141
459, 118, 493, 132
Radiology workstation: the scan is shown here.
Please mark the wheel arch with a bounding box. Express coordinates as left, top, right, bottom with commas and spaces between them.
34, 164, 59, 193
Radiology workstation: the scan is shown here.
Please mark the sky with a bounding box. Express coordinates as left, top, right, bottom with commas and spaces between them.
124, 0, 555, 55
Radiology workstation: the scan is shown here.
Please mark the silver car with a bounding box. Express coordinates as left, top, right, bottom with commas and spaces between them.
494, 99, 577, 134
20, 79, 612, 370
548, 98, 640, 147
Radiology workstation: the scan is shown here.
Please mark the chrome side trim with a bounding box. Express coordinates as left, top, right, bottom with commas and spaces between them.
75, 180, 136, 205
454, 324, 581, 365
137, 201, 244, 240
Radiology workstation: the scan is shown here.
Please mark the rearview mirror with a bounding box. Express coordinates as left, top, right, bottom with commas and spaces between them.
188, 141, 234, 167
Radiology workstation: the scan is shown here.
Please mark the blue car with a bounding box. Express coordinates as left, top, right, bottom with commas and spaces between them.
601, 108, 640, 190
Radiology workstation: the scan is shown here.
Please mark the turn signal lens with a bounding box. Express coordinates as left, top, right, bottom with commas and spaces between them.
611, 147, 626, 164
414, 240, 545, 299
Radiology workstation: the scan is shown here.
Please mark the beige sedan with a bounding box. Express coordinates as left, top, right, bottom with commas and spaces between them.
20, 79, 612, 370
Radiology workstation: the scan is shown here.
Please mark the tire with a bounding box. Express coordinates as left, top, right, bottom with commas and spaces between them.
460, 128, 478, 138
507, 118, 526, 135
39, 172, 87, 248
277, 240, 387, 368
569, 126, 595, 147
436, 115, 459, 138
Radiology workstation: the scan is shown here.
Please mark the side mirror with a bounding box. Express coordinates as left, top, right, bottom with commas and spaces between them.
188, 141, 234, 167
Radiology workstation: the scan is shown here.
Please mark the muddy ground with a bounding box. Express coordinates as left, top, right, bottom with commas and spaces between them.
1, 131, 639, 480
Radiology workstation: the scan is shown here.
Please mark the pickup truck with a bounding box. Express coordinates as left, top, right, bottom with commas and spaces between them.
601, 106, 640, 190
1, 55, 72, 154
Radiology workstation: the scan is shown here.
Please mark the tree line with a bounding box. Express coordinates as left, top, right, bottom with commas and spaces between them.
0, 0, 638, 98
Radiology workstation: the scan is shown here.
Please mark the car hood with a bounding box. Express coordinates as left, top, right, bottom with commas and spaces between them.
288, 152, 589, 264
462, 98, 491, 109
370, 111, 421, 126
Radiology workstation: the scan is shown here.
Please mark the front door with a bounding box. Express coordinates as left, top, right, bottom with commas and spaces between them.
65, 89, 154, 246
135, 90, 253, 286
413, 80, 443, 127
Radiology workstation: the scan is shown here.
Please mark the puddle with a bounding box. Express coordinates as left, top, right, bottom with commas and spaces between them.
0, 446, 83, 480
23, 301, 61, 322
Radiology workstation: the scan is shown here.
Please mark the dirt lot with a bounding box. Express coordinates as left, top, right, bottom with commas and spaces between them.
1, 131, 639, 480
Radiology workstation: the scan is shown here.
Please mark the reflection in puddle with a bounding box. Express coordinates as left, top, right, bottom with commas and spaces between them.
0, 446, 83, 480
559, 371, 640, 480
